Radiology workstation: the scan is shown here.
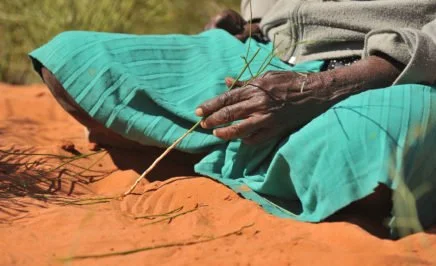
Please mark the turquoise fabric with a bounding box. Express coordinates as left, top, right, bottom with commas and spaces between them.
30, 29, 436, 237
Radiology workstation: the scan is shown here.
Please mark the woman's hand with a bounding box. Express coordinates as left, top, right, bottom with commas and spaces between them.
195, 71, 329, 144
204, 9, 263, 42
195, 55, 403, 144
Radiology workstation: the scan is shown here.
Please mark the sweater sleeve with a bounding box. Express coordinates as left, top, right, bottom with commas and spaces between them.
364, 20, 436, 85
240, 0, 278, 21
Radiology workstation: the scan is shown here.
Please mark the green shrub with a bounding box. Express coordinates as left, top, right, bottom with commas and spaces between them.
0, 0, 239, 84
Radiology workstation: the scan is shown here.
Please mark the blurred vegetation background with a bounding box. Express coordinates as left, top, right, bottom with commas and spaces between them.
0, 0, 240, 84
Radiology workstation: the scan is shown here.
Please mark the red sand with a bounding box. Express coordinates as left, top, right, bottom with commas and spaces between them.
1, 83, 435, 265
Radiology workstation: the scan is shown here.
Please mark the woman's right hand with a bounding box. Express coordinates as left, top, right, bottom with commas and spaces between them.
204, 9, 263, 42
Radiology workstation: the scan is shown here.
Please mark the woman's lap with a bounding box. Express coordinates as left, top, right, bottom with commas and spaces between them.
30, 30, 436, 237
195, 83, 436, 237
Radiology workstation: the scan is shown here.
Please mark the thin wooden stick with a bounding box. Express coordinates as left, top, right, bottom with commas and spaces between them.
136, 204, 205, 225
0, 149, 71, 159
245, 0, 253, 59
122, 47, 262, 198
134, 206, 184, 220
122, 120, 202, 197
122, 1, 272, 198
61, 223, 254, 261
228, 47, 261, 89
46, 151, 104, 174
58, 199, 111, 206
241, 56, 254, 78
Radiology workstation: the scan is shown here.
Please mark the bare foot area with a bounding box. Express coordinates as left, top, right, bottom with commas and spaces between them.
1, 83, 435, 266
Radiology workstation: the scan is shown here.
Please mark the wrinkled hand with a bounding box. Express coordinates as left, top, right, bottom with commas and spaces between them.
204, 9, 263, 42
195, 55, 403, 144
195, 71, 333, 144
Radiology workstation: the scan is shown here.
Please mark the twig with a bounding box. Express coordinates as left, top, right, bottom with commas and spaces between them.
122, 47, 262, 198
58, 199, 111, 206
61, 223, 254, 261
122, 120, 202, 197
66, 163, 113, 174
46, 150, 104, 174
133, 206, 184, 220
241, 56, 254, 79
36, 195, 116, 206
136, 204, 205, 225
245, 0, 253, 60
228, 47, 261, 89
122, 0, 278, 198
0, 149, 71, 159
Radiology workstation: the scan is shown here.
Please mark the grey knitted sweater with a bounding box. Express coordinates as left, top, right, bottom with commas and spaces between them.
240, 0, 436, 85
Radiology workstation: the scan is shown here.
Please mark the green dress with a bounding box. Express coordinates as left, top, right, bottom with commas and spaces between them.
30, 29, 436, 238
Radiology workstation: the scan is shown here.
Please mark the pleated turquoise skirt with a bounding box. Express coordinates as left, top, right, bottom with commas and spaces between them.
30, 29, 436, 238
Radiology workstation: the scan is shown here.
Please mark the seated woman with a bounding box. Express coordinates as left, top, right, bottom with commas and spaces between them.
30, 0, 436, 239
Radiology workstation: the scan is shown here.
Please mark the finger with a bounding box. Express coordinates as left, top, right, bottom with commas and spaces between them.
225, 77, 244, 89
213, 116, 265, 140
196, 87, 251, 117
201, 99, 262, 128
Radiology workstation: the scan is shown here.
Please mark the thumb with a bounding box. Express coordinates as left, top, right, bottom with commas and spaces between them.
225, 77, 244, 89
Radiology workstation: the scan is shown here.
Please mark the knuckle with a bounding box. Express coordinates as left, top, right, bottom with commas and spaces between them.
218, 91, 232, 106
218, 106, 234, 123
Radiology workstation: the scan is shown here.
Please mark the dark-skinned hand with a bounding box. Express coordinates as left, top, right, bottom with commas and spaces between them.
195, 55, 403, 144
204, 9, 263, 42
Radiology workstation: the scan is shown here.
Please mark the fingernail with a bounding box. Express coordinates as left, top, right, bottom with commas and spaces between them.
200, 121, 206, 128
195, 108, 203, 116
212, 129, 217, 136
225, 77, 233, 86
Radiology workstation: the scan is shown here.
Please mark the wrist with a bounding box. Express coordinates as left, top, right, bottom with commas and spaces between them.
312, 55, 402, 103
297, 71, 348, 105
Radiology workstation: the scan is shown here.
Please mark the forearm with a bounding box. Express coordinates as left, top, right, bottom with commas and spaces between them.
364, 18, 436, 85
306, 55, 404, 106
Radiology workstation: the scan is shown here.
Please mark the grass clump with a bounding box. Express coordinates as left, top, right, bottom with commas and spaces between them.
0, 0, 240, 84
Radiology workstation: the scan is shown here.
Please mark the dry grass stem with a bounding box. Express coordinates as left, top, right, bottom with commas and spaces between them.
123, 47, 262, 198
122, 120, 202, 197
137, 204, 206, 226
61, 223, 254, 261
134, 206, 184, 220
0, 149, 71, 159
46, 150, 105, 174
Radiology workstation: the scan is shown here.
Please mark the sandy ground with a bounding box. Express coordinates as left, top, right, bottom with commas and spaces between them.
1, 83, 435, 266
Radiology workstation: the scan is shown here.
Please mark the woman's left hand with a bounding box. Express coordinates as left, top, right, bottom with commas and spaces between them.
195, 55, 403, 144
204, 9, 264, 42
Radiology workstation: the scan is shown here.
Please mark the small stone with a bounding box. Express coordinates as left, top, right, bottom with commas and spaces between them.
35, 92, 46, 97
224, 195, 233, 201
60, 141, 76, 152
